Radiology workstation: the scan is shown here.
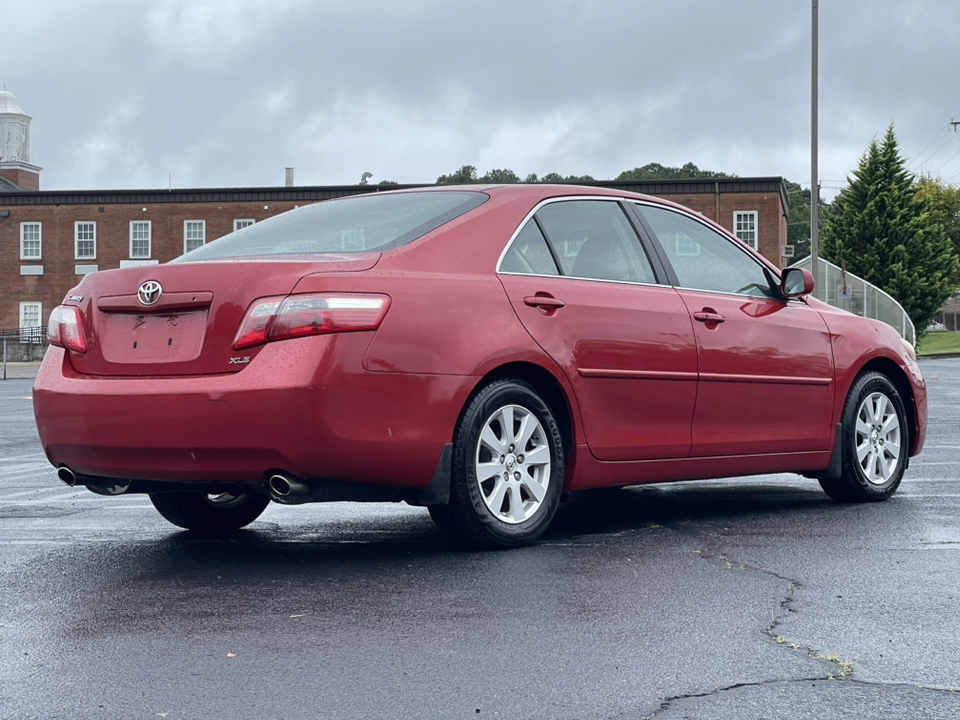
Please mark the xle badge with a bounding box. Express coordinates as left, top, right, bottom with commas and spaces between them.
229, 357, 251, 365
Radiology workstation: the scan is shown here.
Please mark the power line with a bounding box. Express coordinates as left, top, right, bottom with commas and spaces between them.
931, 134, 960, 176
908, 123, 950, 169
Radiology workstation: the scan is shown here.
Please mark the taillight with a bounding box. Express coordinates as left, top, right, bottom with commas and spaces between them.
232, 293, 391, 350
47, 306, 87, 354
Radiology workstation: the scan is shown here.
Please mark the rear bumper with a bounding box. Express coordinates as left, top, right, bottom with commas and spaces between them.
33, 335, 472, 489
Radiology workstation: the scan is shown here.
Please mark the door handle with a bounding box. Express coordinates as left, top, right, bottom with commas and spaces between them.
523, 295, 566, 310
693, 311, 725, 323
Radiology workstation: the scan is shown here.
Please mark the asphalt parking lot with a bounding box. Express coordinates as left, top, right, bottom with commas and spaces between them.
0, 359, 958, 719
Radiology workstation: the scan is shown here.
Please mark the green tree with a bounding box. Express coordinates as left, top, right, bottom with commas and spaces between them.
916, 175, 960, 288
820, 125, 959, 339
537, 172, 595, 183
436, 165, 479, 184
479, 168, 521, 183
616, 162, 733, 181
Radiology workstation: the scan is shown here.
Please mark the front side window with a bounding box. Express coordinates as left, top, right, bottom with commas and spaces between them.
130, 221, 151, 258
535, 200, 655, 284
75, 222, 96, 259
20, 222, 41, 260
638, 204, 775, 298
184, 220, 206, 254
734, 211, 758, 250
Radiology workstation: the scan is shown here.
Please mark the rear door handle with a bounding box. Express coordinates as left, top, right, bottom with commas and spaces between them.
693, 311, 725, 323
523, 296, 566, 309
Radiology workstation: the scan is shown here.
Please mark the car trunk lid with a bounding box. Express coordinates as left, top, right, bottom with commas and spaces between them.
64, 255, 379, 376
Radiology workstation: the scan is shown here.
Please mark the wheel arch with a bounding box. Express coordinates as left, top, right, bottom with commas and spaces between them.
852, 357, 917, 452
469, 361, 577, 458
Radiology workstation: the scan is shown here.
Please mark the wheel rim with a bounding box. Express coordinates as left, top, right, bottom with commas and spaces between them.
475, 404, 552, 524
855, 391, 902, 485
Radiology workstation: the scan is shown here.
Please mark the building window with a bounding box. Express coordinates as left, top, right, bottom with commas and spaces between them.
19, 301, 42, 341
75, 222, 97, 259
234, 219, 255, 231
674, 232, 701, 257
130, 221, 152, 259
184, 220, 206, 253
734, 211, 758, 250
20, 222, 42, 260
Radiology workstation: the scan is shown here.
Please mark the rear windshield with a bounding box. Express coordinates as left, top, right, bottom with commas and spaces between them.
172, 191, 488, 262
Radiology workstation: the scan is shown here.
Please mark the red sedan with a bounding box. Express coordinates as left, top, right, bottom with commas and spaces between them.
33, 185, 927, 548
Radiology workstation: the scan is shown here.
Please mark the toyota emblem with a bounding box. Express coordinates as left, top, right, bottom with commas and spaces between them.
137, 281, 163, 307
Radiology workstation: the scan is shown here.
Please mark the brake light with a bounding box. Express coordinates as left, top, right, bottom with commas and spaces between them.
47, 306, 87, 354
232, 293, 391, 350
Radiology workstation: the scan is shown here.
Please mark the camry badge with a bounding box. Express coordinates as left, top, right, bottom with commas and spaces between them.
137, 281, 163, 307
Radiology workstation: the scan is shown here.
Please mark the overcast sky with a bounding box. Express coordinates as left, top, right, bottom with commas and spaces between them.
2, 0, 960, 198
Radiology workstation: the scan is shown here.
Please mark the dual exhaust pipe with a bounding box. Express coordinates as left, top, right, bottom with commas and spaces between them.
58, 466, 365, 505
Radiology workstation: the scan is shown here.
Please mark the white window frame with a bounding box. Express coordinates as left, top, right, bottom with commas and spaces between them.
184, 220, 206, 254
674, 232, 701, 257
129, 220, 152, 259
75, 221, 97, 260
733, 211, 758, 250
19, 301, 42, 341
20, 222, 42, 260
234, 219, 255, 232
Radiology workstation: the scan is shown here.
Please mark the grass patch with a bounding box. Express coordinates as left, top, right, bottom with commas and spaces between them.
918, 331, 960, 356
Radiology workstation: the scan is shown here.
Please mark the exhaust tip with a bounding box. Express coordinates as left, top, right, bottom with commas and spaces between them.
268, 474, 293, 497
57, 467, 77, 487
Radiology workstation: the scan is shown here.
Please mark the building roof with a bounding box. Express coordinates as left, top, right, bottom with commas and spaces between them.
0, 175, 23, 191
0, 90, 25, 115
0, 177, 790, 208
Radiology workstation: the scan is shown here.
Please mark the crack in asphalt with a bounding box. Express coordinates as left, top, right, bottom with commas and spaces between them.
635, 678, 959, 720
631, 521, 959, 719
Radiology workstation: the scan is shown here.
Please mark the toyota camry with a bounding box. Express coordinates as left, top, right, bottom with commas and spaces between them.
33, 184, 927, 548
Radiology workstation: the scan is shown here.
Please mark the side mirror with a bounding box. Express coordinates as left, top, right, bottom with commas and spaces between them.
781, 267, 814, 298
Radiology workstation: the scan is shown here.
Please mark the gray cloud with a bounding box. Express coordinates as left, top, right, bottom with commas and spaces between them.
3, 0, 960, 196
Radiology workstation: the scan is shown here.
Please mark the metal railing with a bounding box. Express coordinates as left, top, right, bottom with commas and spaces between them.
790, 256, 916, 346
1, 326, 47, 380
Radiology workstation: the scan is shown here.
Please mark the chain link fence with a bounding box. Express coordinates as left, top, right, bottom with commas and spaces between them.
1, 327, 47, 380
791, 256, 916, 346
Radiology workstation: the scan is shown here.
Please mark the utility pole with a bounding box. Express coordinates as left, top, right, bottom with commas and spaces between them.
810, 0, 820, 299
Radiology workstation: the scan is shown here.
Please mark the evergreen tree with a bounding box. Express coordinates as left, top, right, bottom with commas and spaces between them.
820, 125, 959, 339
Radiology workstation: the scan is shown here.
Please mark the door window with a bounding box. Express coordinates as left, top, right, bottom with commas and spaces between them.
506, 200, 657, 284
637, 204, 775, 297
500, 221, 560, 275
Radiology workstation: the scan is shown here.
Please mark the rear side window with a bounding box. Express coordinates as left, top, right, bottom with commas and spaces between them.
536, 200, 655, 284
501, 221, 561, 275
172, 191, 487, 261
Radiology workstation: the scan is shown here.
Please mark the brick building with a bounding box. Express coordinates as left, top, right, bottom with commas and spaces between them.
0, 90, 790, 332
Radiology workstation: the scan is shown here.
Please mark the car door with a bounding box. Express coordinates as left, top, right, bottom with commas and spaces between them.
497, 198, 698, 461
631, 202, 836, 457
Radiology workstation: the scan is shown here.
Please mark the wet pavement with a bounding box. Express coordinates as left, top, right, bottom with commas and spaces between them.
1, 359, 959, 719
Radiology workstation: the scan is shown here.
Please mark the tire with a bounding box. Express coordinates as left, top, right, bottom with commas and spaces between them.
149, 490, 270, 531
431, 378, 565, 549
818, 372, 908, 503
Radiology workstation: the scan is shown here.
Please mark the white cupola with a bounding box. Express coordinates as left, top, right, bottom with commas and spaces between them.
0, 89, 31, 163
0, 89, 41, 190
